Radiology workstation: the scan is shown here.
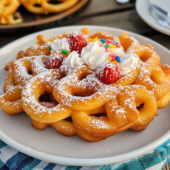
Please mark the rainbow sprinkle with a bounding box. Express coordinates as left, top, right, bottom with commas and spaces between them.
116, 56, 121, 63
105, 40, 110, 45
110, 41, 116, 45
89, 38, 98, 42
104, 45, 109, 49
114, 40, 118, 44
62, 49, 70, 54
49, 47, 51, 50
100, 39, 105, 43
116, 44, 121, 48
108, 57, 112, 61
109, 54, 117, 57
109, 45, 117, 49
105, 48, 109, 52
112, 60, 118, 64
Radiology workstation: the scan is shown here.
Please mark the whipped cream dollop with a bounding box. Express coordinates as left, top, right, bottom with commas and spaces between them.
118, 54, 138, 75
81, 41, 109, 70
62, 51, 85, 68
51, 38, 70, 52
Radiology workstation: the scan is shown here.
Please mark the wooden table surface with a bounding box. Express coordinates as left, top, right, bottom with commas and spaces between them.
0, 0, 170, 169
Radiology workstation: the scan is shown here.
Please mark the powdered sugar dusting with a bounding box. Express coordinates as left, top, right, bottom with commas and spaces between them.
14, 57, 33, 85
126, 36, 139, 54
22, 70, 68, 116
91, 119, 110, 129
54, 65, 120, 108
31, 55, 48, 75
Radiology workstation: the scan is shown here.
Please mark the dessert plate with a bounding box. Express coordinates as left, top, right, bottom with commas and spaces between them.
0, 26, 170, 166
136, 0, 170, 36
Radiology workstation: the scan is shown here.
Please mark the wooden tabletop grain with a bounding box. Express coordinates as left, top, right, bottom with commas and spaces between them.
0, 0, 170, 169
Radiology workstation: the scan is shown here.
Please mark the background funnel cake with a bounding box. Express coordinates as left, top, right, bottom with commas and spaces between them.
0, 27, 170, 142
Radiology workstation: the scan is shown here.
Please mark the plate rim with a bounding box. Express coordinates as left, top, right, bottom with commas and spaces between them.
0, 25, 170, 166
136, 0, 170, 36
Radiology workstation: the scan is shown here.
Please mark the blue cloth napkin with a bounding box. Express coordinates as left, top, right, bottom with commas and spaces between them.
0, 139, 170, 170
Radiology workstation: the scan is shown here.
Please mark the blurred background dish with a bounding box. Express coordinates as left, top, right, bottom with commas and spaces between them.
115, 0, 136, 3
0, 0, 90, 33
115, 0, 130, 3
136, 0, 170, 36
150, 7, 170, 29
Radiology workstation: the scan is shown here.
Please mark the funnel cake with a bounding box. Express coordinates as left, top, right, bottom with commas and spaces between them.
0, 27, 169, 142
72, 86, 157, 141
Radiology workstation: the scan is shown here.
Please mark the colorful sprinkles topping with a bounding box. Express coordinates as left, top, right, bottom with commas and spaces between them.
49, 47, 51, 50
94, 38, 122, 64
99, 39, 121, 50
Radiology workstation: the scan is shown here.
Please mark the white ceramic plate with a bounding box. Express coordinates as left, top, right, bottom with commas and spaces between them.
0, 26, 170, 166
136, 0, 170, 36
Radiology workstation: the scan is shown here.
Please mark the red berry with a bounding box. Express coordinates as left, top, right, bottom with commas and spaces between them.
68, 31, 87, 54
46, 53, 63, 69
95, 63, 120, 84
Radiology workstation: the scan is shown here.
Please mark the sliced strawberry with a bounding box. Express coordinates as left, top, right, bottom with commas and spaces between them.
95, 63, 120, 84
68, 31, 87, 54
46, 53, 63, 69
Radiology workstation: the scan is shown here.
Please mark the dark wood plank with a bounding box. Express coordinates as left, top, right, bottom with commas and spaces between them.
73, 9, 157, 35
0, 31, 32, 48
79, 0, 135, 16
1, 10, 167, 49
149, 34, 170, 50
0, 2, 163, 48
